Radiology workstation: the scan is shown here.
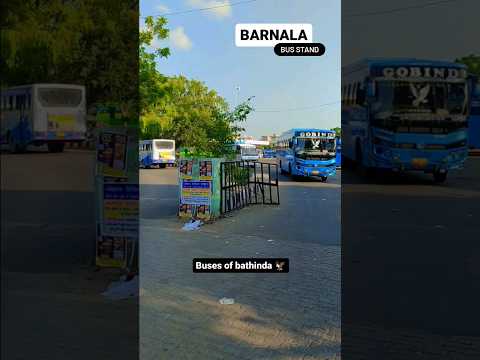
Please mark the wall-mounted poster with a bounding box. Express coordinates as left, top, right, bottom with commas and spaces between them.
97, 132, 128, 177
199, 160, 213, 180
179, 160, 193, 179
102, 183, 139, 237
96, 236, 128, 268
178, 204, 194, 218
180, 180, 211, 205
196, 205, 211, 219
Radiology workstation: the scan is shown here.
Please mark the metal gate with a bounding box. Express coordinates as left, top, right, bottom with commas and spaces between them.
220, 161, 280, 214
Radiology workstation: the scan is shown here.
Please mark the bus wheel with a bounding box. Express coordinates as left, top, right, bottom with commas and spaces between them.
159, 163, 166, 169
48, 143, 64, 153
433, 171, 447, 183
321, 176, 328, 182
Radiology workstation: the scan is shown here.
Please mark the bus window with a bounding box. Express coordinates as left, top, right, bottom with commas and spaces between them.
154, 140, 174, 150
16, 95, 25, 110
38, 88, 82, 107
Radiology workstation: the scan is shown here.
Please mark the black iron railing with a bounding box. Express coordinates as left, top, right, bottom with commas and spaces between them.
220, 161, 280, 214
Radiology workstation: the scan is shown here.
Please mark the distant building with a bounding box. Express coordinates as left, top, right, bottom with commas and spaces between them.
238, 135, 269, 146
260, 134, 278, 145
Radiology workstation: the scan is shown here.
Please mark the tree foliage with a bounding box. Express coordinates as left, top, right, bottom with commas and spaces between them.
139, 17, 253, 157
2, 0, 139, 116
141, 75, 253, 157
456, 54, 480, 77
139, 16, 170, 114
331, 127, 341, 137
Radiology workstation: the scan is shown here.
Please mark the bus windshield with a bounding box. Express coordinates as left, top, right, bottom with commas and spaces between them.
373, 81, 467, 115
38, 88, 82, 107
241, 147, 257, 156
295, 138, 336, 159
155, 140, 174, 150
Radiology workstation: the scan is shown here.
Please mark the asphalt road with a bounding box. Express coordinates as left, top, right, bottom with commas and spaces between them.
1, 149, 137, 360
1, 149, 96, 270
342, 156, 480, 359
140, 166, 341, 359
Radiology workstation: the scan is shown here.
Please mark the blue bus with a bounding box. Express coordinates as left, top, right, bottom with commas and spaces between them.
468, 79, 480, 149
342, 58, 472, 183
262, 149, 276, 158
336, 137, 342, 167
274, 128, 337, 181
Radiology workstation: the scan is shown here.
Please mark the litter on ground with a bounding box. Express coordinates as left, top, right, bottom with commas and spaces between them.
219, 297, 235, 305
102, 276, 138, 300
182, 220, 203, 231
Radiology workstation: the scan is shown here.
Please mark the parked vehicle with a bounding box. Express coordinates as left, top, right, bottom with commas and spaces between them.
1, 84, 87, 153
139, 139, 176, 168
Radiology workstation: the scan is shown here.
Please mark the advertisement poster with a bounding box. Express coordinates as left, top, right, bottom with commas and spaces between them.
178, 204, 211, 219
181, 180, 211, 205
179, 160, 193, 179
102, 183, 139, 237
178, 203, 194, 218
199, 160, 213, 180
97, 132, 128, 177
96, 236, 127, 268
48, 114, 75, 133
195, 205, 211, 219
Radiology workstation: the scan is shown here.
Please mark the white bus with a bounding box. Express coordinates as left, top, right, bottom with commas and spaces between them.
235, 143, 259, 161
1, 84, 87, 152
139, 139, 176, 168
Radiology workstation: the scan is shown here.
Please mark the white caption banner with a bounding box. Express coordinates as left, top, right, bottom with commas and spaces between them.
235, 23, 313, 47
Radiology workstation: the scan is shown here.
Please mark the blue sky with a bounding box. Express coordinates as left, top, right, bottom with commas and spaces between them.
140, 0, 340, 138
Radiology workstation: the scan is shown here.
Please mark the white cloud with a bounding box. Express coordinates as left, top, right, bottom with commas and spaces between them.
155, 4, 170, 13
168, 27, 193, 51
187, 0, 232, 19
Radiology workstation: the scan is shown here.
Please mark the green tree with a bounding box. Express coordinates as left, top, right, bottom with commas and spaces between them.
456, 54, 480, 77
331, 127, 341, 137
137, 16, 253, 157
140, 75, 253, 157
2, 0, 139, 116
139, 16, 170, 114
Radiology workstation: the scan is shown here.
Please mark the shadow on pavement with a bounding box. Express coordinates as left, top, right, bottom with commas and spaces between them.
342, 157, 480, 339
